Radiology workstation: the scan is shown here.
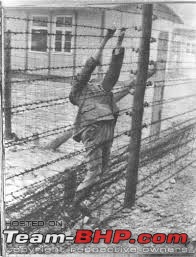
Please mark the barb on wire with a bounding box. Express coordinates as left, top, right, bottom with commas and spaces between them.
5, 30, 143, 40
10, 82, 136, 114
5, 120, 195, 227
6, 105, 196, 178
5, 16, 109, 31
7, 44, 196, 56
5, 94, 196, 147
151, 92, 196, 108
6, 129, 130, 180
5, 105, 133, 147
10, 96, 69, 110
10, 76, 196, 85
6, 143, 129, 207
89, 141, 195, 212
94, 157, 196, 228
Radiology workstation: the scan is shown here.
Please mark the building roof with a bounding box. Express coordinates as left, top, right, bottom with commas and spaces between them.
2, 0, 191, 7
4, 0, 183, 24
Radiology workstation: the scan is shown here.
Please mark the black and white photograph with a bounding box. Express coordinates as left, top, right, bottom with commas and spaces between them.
1, 0, 196, 256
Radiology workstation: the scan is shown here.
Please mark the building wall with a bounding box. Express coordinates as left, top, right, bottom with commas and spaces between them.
168, 32, 196, 76
5, 9, 28, 71
5, 9, 75, 76
49, 9, 76, 77
5, 6, 196, 141
5, 7, 180, 78
74, 8, 103, 78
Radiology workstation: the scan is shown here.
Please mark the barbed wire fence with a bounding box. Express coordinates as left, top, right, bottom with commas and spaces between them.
2, 3, 196, 237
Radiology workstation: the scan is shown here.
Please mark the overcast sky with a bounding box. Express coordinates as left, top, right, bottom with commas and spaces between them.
168, 3, 196, 27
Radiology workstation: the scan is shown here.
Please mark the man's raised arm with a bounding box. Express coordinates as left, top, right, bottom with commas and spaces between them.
102, 28, 126, 92
69, 27, 116, 105
113, 61, 157, 103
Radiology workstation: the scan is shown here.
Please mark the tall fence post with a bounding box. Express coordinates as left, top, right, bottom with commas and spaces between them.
124, 4, 153, 208
4, 30, 12, 139
150, 31, 169, 139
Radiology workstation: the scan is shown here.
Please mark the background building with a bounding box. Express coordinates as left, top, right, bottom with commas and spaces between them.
5, 2, 187, 79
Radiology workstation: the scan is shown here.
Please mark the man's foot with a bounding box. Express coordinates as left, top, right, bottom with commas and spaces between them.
105, 26, 116, 39
67, 204, 82, 218
76, 175, 100, 192
65, 201, 91, 221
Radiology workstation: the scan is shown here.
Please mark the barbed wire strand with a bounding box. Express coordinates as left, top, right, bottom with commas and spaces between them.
6, 106, 196, 179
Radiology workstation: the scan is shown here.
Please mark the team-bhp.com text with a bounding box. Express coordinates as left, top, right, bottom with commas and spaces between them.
4, 230, 188, 244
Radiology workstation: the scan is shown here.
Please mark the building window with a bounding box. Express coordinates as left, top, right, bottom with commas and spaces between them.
55, 31, 63, 52
54, 16, 73, 53
31, 16, 48, 52
64, 31, 72, 52
56, 16, 72, 27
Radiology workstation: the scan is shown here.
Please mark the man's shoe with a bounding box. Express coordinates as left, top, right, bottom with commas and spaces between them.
76, 175, 100, 192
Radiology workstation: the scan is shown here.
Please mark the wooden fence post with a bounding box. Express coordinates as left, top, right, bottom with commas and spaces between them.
48, 12, 52, 76
25, 12, 29, 71
73, 11, 78, 78
150, 31, 169, 139
124, 4, 153, 208
4, 30, 12, 139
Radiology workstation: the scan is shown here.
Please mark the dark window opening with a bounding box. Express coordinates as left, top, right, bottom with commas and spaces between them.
55, 30, 62, 52
31, 29, 48, 52
64, 31, 72, 52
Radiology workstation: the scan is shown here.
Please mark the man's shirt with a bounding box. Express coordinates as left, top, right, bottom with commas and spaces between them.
69, 49, 124, 142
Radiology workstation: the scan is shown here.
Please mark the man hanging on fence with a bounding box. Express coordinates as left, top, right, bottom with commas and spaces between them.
69, 27, 157, 208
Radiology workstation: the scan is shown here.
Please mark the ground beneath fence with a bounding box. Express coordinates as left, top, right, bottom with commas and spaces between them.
102, 153, 196, 255
5, 134, 196, 255
61, 139, 196, 255
4, 73, 196, 255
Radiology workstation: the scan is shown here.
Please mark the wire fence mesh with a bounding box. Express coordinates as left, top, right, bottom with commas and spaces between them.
2, 4, 196, 243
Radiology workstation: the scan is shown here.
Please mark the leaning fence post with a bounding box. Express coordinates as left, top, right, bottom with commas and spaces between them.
0, 3, 6, 257
124, 4, 153, 208
4, 30, 12, 139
